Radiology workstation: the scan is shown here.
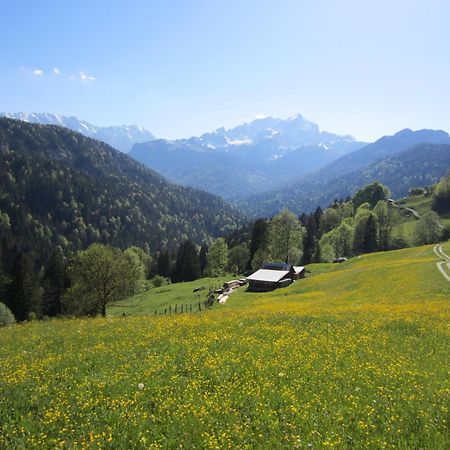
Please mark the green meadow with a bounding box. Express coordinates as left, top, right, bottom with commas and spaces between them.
0, 244, 449, 449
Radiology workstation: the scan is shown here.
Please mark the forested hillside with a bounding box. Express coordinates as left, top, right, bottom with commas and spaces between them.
239, 143, 450, 217
0, 119, 244, 267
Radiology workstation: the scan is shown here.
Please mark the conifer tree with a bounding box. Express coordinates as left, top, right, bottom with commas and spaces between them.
362, 214, 378, 253
248, 219, 268, 268
42, 249, 67, 317
199, 244, 209, 276
157, 250, 171, 278
313, 207, 324, 237
6, 253, 42, 321
302, 216, 316, 264
312, 241, 322, 263
173, 240, 201, 282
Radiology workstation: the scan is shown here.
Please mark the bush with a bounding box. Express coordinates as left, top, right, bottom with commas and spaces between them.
390, 236, 410, 250
0, 302, 16, 327
441, 226, 450, 242
409, 187, 424, 196
152, 275, 168, 288
431, 174, 450, 214
413, 212, 442, 245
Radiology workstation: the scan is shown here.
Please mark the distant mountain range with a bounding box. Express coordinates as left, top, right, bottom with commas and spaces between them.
0, 118, 243, 266
129, 114, 365, 199
3, 112, 449, 221
0, 112, 155, 153
237, 129, 450, 216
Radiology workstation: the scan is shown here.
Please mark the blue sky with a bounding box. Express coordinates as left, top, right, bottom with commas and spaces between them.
1, 0, 449, 141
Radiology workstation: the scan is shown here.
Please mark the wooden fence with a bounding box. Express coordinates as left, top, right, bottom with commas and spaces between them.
153, 292, 215, 316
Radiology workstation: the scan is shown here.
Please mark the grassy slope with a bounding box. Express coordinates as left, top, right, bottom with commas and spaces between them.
394, 194, 450, 242
0, 245, 449, 449
108, 276, 232, 316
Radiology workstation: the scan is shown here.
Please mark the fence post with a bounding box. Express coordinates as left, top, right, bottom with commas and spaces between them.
154, 310, 157, 315
169, 305, 171, 315
181, 304, 184, 313
175, 304, 177, 313
199, 301, 201, 311
190, 304, 192, 313
164, 308, 167, 315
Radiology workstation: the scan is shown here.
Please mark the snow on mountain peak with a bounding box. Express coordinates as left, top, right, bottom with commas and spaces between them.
0, 112, 156, 152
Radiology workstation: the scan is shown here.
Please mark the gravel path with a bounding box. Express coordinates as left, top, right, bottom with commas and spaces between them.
433, 244, 450, 282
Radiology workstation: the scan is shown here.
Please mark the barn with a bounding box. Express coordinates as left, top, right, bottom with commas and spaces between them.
247, 263, 306, 291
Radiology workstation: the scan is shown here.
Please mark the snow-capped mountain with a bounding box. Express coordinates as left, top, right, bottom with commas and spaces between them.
0, 112, 155, 152
164, 113, 356, 156
129, 114, 365, 199
194, 114, 354, 152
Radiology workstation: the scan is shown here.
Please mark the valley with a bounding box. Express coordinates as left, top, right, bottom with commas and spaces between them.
2, 3, 449, 449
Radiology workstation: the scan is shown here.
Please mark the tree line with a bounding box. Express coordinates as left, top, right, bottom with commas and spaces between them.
1, 179, 449, 325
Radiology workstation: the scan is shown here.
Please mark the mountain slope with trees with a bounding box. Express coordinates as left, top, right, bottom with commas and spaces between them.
0, 118, 244, 268
313, 128, 450, 180
238, 141, 450, 217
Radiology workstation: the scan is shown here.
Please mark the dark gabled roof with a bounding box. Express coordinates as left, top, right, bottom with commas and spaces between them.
262, 262, 292, 271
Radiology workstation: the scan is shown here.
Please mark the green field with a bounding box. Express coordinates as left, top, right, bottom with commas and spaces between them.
109, 276, 232, 316
1, 244, 449, 449
394, 194, 450, 243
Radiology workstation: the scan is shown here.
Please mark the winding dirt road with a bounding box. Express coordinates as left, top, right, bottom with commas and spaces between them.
433, 244, 450, 282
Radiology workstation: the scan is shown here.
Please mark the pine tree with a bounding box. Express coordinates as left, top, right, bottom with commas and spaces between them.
362, 214, 378, 253
302, 216, 316, 264
157, 250, 171, 278
312, 241, 322, 263
248, 219, 268, 268
173, 240, 201, 282
6, 253, 42, 321
42, 249, 67, 317
199, 244, 209, 276
313, 207, 323, 237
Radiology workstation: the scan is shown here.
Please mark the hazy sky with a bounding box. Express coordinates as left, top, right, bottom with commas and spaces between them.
1, 0, 449, 141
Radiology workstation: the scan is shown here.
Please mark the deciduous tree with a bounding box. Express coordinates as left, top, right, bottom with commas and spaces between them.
64, 244, 143, 317
269, 210, 304, 264
206, 238, 228, 277
228, 245, 250, 274
414, 212, 442, 245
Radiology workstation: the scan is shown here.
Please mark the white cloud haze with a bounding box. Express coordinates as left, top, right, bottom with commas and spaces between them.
23, 66, 96, 83
79, 71, 96, 82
